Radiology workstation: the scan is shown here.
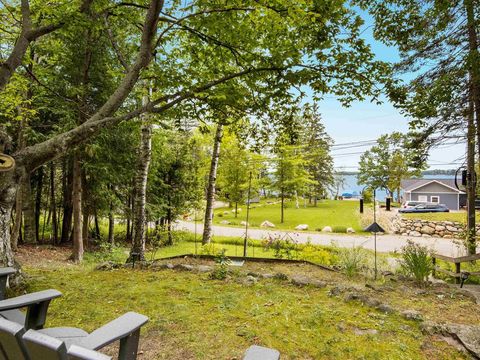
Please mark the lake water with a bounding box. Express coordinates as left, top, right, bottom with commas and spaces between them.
338, 174, 456, 201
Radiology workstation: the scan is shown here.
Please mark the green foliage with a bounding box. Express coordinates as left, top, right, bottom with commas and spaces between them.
332, 226, 347, 233
358, 132, 423, 200
298, 242, 338, 266
399, 241, 432, 283
337, 246, 369, 278
262, 233, 298, 260
210, 248, 231, 280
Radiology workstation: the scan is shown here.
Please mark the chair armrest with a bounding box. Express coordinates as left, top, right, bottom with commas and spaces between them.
0, 267, 17, 277
0, 289, 62, 330
0, 267, 17, 300
0, 289, 62, 312
68, 345, 112, 360
80, 312, 148, 351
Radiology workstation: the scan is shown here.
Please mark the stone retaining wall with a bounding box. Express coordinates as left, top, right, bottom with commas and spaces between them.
393, 217, 470, 238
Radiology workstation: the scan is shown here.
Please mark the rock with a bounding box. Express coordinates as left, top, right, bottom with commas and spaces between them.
377, 304, 394, 314
240, 221, 249, 226
446, 225, 459, 232
220, 220, 231, 225
435, 225, 446, 231
261, 273, 274, 279
410, 231, 421, 237
243, 275, 258, 285
273, 273, 288, 280
196, 265, 213, 273
420, 225, 435, 235
175, 264, 194, 271
401, 310, 423, 321
291, 276, 326, 288
260, 220, 275, 228
95, 261, 118, 271
353, 327, 378, 336
328, 286, 342, 297
322, 226, 332, 232
223, 211, 229, 215
346, 227, 355, 233
295, 224, 309, 230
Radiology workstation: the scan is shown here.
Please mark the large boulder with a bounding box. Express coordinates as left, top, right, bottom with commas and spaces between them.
261, 220, 275, 228
295, 224, 309, 230
220, 220, 231, 225
322, 226, 332, 232
420, 225, 435, 235
346, 227, 355, 233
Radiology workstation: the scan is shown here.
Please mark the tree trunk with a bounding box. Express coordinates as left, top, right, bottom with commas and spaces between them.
234, 201, 238, 218
202, 122, 224, 245
0, 168, 19, 267
71, 154, 83, 262
108, 205, 114, 245
10, 187, 22, 251
94, 209, 100, 240
21, 174, 36, 244
281, 190, 285, 223
61, 157, 73, 244
126, 195, 131, 242
129, 121, 152, 261
34, 166, 44, 242
49, 162, 58, 244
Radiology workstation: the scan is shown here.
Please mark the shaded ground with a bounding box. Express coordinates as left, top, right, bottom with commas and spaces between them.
14, 246, 480, 359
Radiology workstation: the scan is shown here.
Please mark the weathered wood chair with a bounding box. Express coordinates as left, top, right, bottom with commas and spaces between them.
0, 267, 62, 330
0, 312, 148, 360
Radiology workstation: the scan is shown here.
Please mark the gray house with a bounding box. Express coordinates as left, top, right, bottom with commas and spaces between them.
401, 179, 466, 210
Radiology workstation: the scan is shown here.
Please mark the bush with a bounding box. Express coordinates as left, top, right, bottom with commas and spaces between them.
210, 249, 231, 280
332, 226, 347, 233
298, 242, 337, 265
337, 246, 368, 277
399, 240, 432, 283
200, 243, 217, 255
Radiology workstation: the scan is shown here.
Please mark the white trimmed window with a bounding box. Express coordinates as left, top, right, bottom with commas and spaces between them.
430, 196, 439, 204
418, 195, 428, 202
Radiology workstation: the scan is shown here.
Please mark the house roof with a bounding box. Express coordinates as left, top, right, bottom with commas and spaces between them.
400, 179, 464, 193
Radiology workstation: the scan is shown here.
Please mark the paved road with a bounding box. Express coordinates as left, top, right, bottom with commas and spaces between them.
174, 221, 469, 257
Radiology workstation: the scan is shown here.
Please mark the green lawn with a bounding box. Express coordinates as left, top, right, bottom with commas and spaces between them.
402, 211, 477, 223
23, 256, 470, 360
213, 199, 364, 233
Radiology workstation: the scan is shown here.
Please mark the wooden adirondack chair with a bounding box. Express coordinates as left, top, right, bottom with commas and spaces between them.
0, 267, 62, 330
0, 312, 148, 360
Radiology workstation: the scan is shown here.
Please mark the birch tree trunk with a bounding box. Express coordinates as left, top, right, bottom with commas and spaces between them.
129, 120, 152, 261
202, 122, 224, 245
71, 154, 83, 262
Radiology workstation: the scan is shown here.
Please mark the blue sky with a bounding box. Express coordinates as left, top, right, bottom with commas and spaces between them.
310, 9, 466, 171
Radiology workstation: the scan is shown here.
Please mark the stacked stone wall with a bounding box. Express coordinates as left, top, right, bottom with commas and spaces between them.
393, 218, 469, 239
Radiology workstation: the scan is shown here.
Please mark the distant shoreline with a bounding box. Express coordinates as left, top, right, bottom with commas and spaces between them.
338, 169, 457, 176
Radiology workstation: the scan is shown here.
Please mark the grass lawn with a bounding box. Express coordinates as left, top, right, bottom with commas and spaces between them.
402, 211, 479, 223
212, 199, 364, 233
18, 246, 472, 360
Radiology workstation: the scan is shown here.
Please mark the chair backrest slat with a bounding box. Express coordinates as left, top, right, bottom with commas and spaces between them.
0, 318, 28, 360
23, 329, 67, 360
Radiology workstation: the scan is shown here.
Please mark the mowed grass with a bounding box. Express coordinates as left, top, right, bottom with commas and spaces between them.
23, 262, 468, 360
213, 199, 364, 233
402, 211, 477, 223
